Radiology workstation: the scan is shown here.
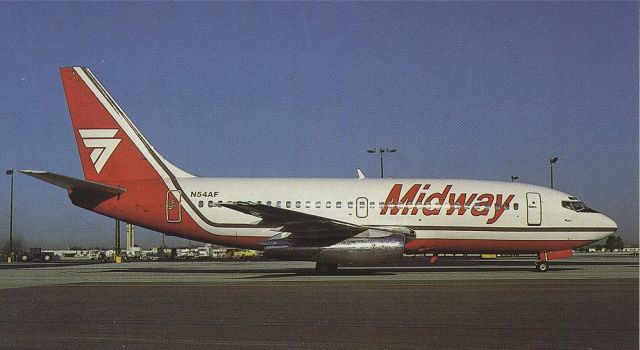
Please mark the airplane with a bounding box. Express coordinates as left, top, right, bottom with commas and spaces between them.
20, 67, 617, 273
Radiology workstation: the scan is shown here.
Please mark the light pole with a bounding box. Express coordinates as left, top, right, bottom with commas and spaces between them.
511, 176, 519, 182
114, 219, 121, 257
367, 148, 396, 178
5, 169, 14, 261
549, 157, 559, 189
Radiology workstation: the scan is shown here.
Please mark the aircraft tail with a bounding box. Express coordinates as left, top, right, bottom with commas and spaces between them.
59, 67, 192, 186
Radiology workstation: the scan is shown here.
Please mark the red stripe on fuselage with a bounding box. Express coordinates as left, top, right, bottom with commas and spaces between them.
404, 238, 594, 254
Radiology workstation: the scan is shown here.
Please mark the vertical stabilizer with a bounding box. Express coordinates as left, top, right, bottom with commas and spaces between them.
59, 67, 192, 186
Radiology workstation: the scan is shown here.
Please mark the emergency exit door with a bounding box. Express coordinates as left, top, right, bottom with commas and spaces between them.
356, 197, 368, 218
166, 190, 182, 223
526, 192, 542, 226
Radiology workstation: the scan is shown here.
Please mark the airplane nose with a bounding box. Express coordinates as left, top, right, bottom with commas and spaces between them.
596, 214, 617, 240
600, 214, 618, 231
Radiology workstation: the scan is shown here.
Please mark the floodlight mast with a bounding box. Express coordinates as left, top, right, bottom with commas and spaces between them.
5, 169, 14, 260
367, 148, 396, 178
549, 157, 559, 189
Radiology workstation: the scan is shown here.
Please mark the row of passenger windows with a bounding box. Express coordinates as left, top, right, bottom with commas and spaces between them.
197, 200, 519, 211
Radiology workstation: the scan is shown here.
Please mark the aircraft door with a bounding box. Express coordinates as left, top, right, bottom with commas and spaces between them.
166, 190, 182, 223
356, 197, 368, 218
526, 192, 542, 226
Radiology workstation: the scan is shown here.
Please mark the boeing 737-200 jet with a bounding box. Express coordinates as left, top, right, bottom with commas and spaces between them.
21, 67, 617, 273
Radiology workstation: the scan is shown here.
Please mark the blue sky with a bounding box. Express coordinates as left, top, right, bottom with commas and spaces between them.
0, 2, 637, 248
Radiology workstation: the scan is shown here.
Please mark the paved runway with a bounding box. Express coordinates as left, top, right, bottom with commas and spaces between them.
0, 256, 637, 349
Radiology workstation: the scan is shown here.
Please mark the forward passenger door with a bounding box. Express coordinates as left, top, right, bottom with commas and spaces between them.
526, 192, 542, 226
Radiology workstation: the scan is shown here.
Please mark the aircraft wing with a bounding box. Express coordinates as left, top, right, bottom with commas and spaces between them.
218, 202, 368, 247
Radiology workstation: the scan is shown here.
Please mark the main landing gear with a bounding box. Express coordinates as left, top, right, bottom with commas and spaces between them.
535, 261, 549, 272
315, 262, 338, 275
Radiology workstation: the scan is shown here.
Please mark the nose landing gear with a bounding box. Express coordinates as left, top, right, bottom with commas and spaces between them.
534, 250, 573, 272
535, 261, 549, 272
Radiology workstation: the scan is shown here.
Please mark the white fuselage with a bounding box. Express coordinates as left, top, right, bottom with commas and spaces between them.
171, 177, 616, 248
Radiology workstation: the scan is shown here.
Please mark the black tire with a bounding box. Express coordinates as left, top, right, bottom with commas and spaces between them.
315, 262, 338, 275
535, 261, 549, 272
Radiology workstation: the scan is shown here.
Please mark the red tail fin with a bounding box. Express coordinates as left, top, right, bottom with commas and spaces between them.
60, 67, 191, 186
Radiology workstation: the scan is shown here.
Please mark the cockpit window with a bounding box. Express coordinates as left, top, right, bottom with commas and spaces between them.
561, 200, 598, 213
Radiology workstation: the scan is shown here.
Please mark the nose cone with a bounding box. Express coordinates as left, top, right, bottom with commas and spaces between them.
596, 213, 617, 240
600, 214, 618, 231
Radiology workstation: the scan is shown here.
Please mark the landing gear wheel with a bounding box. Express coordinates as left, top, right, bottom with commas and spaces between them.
315, 262, 338, 275
43, 254, 52, 262
535, 261, 549, 272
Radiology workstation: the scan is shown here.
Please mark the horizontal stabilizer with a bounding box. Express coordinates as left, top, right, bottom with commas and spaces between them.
19, 170, 126, 195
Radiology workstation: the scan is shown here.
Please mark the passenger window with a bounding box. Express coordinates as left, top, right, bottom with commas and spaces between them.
326, 201, 331, 208
348, 202, 353, 209
257, 201, 262, 205
276, 201, 282, 208
305, 201, 311, 208
286, 201, 291, 208
266, 201, 272, 206
336, 201, 342, 208
198, 201, 204, 208
208, 201, 214, 208
296, 201, 301, 208
514, 203, 519, 210
369, 202, 375, 208
316, 201, 321, 208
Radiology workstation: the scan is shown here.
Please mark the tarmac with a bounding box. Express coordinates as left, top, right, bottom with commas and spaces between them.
0, 255, 637, 349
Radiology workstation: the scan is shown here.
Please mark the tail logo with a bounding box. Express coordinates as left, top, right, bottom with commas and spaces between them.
78, 129, 122, 174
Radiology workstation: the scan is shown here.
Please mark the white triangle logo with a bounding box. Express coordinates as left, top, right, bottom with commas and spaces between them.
78, 129, 122, 174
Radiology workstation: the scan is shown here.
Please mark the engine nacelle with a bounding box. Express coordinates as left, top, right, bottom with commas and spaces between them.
264, 231, 405, 266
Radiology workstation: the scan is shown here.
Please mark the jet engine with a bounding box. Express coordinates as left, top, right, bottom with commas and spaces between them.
263, 231, 406, 266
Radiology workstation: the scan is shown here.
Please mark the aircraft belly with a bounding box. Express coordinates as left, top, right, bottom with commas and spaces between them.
412, 228, 611, 241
